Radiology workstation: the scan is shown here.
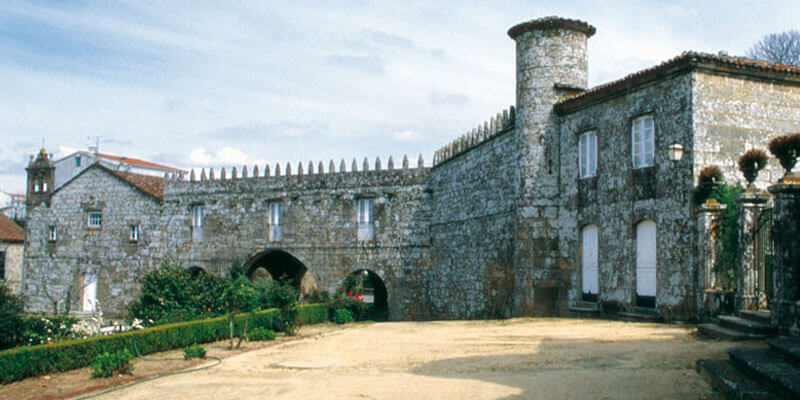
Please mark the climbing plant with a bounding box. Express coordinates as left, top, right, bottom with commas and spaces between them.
710, 183, 743, 288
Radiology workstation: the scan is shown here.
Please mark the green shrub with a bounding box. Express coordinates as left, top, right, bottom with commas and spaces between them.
0, 304, 328, 384
183, 343, 206, 359
248, 327, 276, 341
272, 278, 299, 336
127, 266, 232, 326
20, 315, 80, 346
332, 309, 353, 324
0, 281, 25, 350
711, 183, 743, 288
328, 296, 367, 321
90, 349, 134, 378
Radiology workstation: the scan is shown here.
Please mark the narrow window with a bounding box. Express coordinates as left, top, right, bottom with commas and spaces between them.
268, 202, 282, 241
0, 250, 5, 281
579, 130, 597, 178
42, 181, 48, 192
192, 205, 204, 240
357, 199, 374, 241
33, 183, 40, 193
48, 226, 58, 242
130, 225, 139, 242
75, 156, 81, 167
87, 211, 102, 228
631, 115, 655, 168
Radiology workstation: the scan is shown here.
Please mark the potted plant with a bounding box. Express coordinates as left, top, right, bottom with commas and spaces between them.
737, 149, 768, 188
768, 133, 800, 179
692, 166, 724, 205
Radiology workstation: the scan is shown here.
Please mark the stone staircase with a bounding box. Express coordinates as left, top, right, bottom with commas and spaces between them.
699, 310, 777, 341
697, 337, 800, 399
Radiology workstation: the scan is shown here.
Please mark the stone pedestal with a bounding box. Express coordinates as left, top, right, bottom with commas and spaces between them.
735, 191, 771, 311
767, 183, 800, 336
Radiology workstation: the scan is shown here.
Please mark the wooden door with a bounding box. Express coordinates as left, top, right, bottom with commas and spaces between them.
636, 221, 657, 300
581, 225, 599, 299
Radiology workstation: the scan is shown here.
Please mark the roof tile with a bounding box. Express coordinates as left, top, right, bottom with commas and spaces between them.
0, 214, 24, 242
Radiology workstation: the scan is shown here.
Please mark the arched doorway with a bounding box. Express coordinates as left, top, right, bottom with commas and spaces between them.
243, 250, 315, 293
635, 220, 657, 308
349, 269, 388, 321
188, 266, 206, 277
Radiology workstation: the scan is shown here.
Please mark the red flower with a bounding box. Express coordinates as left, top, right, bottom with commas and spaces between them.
348, 291, 353, 297
356, 294, 364, 301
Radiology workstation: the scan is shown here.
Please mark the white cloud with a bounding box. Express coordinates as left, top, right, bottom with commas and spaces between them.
189, 147, 251, 166
390, 130, 425, 143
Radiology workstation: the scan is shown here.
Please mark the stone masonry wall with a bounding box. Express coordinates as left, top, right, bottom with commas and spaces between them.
23, 167, 163, 318
429, 125, 519, 319
558, 72, 697, 319
1, 242, 23, 293
693, 71, 800, 188
162, 163, 432, 320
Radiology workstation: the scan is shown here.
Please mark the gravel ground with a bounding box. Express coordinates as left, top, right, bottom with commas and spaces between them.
80, 318, 760, 400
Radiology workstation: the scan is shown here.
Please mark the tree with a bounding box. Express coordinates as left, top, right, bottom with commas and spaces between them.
747, 30, 800, 66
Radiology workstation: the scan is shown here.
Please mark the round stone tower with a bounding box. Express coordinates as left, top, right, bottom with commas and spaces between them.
507, 17, 595, 316
508, 16, 595, 196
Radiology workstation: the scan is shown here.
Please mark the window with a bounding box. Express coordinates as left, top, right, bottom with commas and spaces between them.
0, 250, 5, 281
87, 211, 102, 228
75, 156, 81, 167
632, 115, 655, 168
33, 183, 39, 193
192, 205, 204, 240
579, 130, 597, 178
48, 226, 57, 242
357, 199, 374, 241
130, 225, 139, 242
42, 181, 48, 192
268, 202, 282, 241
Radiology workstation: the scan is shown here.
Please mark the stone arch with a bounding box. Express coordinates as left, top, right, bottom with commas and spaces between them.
349, 269, 388, 321
243, 249, 316, 294
188, 266, 206, 277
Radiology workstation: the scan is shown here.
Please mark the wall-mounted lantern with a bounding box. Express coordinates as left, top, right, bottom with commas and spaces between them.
668, 143, 684, 161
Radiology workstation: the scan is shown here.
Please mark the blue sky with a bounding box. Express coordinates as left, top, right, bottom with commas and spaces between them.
1, 0, 798, 194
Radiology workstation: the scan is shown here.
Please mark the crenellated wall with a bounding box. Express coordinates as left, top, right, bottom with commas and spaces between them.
161, 156, 433, 320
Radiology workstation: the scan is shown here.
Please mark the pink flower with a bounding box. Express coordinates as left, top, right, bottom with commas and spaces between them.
356, 294, 363, 301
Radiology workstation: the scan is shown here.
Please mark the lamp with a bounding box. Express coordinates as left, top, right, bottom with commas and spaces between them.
668, 143, 684, 161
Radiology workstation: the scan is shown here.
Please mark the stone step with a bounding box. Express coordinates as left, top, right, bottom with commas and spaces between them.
740, 310, 772, 325
719, 315, 778, 336
617, 307, 662, 322
696, 359, 777, 400
728, 347, 800, 399
568, 305, 599, 315
698, 323, 766, 341
767, 337, 800, 366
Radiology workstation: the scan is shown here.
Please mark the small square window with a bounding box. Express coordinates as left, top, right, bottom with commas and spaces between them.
48, 226, 57, 242
130, 225, 139, 242
87, 211, 102, 228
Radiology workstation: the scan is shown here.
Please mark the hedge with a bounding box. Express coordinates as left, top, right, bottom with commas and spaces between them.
0, 303, 328, 384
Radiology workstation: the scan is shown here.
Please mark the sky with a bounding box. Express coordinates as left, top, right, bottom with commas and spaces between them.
1, 0, 799, 194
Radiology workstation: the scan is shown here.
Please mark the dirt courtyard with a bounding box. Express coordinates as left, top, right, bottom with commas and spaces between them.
61, 318, 758, 400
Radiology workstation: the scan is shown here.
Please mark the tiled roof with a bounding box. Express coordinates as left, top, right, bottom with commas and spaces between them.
508, 16, 596, 39
97, 153, 182, 171
109, 169, 165, 200
0, 214, 24, 242
9, 194, 24, 199
555, 51, 800, 113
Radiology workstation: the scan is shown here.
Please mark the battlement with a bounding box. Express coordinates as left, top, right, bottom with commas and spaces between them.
164, 154, 429, 195
433, 106, 515, 166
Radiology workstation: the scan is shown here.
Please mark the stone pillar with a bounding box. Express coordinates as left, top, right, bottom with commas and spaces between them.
735, 191, 771, 311
696, 202, 726, 317
768, 183, 800, 337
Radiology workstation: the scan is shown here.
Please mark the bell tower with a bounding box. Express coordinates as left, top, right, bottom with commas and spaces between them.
26, 148, 55, 208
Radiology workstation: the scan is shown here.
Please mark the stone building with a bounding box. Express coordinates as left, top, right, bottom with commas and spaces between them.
20, 16, 800, 321
0, 214, 24, 293
54, 149, 184, 189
